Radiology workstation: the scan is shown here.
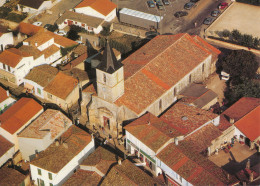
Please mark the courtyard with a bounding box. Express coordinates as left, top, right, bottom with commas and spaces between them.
206, 2, 260, 38
209, 142, 259, 174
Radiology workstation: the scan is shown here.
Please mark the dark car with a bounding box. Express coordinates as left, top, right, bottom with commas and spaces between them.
190, 0, 199, 2
184, 2, 195, 10
162, 0, 170, 5
211, 10, 220, 17
147, 0, 155, 8
44, 24, 58, 32
174, 11, 188, 18
203, 17, 214, 25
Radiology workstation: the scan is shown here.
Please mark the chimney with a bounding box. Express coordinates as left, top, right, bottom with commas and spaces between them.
118, 159, 121, 165
6, 90, 9, 97
174, 138, 179, 145
229, 118, 234, 124
249, 172, 254, 182
246, 159, 250, 169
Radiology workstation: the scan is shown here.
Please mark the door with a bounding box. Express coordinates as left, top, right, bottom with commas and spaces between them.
103, 116, 110, 130
68, 20, 73, 26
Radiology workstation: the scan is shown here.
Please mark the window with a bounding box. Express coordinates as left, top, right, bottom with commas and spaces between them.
38, 168, 41, 175
159, 99, 162, 110
202, 64, 205, 73
103, 74, 106, 83
37, 88, 41, 95
8, 66, 11, 72
173, 88, 176, 96
3, 64, 6, 70
189, 74, 191, 83
48, 172, 52, 180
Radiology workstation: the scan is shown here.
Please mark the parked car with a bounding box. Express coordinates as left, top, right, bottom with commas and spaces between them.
190, 0, 199, 2
76, 40, 84, 45
184, 2, 195, 10
162, 0, 170, 5
219, 2, 228, 9
211, 10, 220, 17
54, 30, 67, 36
32, 22, 42, 26
174, 11, 188, 18
203, 17, 214, 25
147, 0, 155, 8
157, 3, 163, 10
221, 71, 230, 80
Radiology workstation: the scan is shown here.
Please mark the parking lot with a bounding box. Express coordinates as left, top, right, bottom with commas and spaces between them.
112, 0, 232, 35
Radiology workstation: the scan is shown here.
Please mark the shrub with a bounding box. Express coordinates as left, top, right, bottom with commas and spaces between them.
0, 7, 11, 18
6, 12, 27, 23
222, 30, 230, 38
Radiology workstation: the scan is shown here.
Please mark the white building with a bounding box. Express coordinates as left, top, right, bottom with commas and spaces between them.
17, 0, 52, 14
74, 0, 117, 22
30, 125, 95, 186
0, 86, 16, 114
18, 109, 72, 161
0, 31, 14, 52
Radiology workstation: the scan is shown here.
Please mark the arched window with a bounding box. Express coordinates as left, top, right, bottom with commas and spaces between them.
202, 64, 205, 73
189, 74, 191, 83
159, 99, 162, 110
103, 74, 106, 83
173, 88, 177, 96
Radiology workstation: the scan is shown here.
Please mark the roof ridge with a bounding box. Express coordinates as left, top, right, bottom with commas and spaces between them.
235, 105, 259, 127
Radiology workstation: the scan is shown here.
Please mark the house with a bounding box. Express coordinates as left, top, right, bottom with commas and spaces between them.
0, 86, 16, 114
17, 0, 52, 14
0, 166, 30, 186
0, 135, 15, 167
218, 97, 260, 151
18, 22, 44, 37
18, 109, 72, 161
23, 64, 58, 99
0, 97, 43, 151
81, 33, 221, 138
63, 68, 89, 88
124, 111, 238, 185
43, 72, 79, 110
234, 105, 260, 150
0, 26, 14, 51
74, 0, 117, 22
179, 83, 218, 110
56, 10, 104, 34
0, 48, 34, 85
30, 125, 95, 186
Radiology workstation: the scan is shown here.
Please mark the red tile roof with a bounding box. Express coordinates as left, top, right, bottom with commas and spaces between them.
160, 101, 217, 136
0, 135, 14, 158
0, 48, 30, 68
157, 143, 238, 185
115, 33, 219, 114
18, 22, 43, 36
235, 106, 260, 141
75, 0, 117, 16
218, 97, 260, 131
0, 87, 8, 103
62, 53, 87, 70
44, 72, 78, 100
64, 170, 102, 185
0, 97, 43, 134
124, 113, 172, 152
0, 167, 26, 185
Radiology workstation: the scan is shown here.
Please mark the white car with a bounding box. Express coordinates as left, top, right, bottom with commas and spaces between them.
54, 30, 67, 36
221, 71, 230, 80
76, 40, 84, 45
32, 22, 42, 26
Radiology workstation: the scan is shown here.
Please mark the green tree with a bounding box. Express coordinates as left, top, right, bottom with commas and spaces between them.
67, 29, 79, 41
253, 37, 260, 48
241, 34, 254, 47
231, 29, 242, 41
222, 30, 230, 38
221, 50, 258, 82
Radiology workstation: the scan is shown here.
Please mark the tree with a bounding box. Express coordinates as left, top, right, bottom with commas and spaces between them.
225, 78, 260, 104
222, 30, 230, 38
67, 29, 79, 41
231, 29, 242, 41
221, 50, 258, 82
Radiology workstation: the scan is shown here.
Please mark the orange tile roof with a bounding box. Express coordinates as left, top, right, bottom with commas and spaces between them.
31, 125, 92, 173
41, 44, 60, 58
218, 97, 260, 131
160, 101, 217, 135
0, 48, 30, 68
64, 170, 102, 185
0, 97, 43, 134
75, 0, 117, 16
115, 33, 219, 114
124, 113, 172, 152
0, 167, 26, 185
235, 106, 260, 141
62, 53, 87, 70
18, 22, 43, 36
44, 72, 78, 100
0, 86, 8, 103
157, 143, 238, 185
0, 135, 14, 158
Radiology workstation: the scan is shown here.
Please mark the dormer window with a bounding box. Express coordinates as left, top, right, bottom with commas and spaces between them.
103, 74, 106, 83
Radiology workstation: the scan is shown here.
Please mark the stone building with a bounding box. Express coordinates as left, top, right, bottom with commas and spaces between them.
81, 33, 221, 138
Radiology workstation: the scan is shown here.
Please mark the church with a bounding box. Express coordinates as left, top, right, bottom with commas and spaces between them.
81, 33, 221, 138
